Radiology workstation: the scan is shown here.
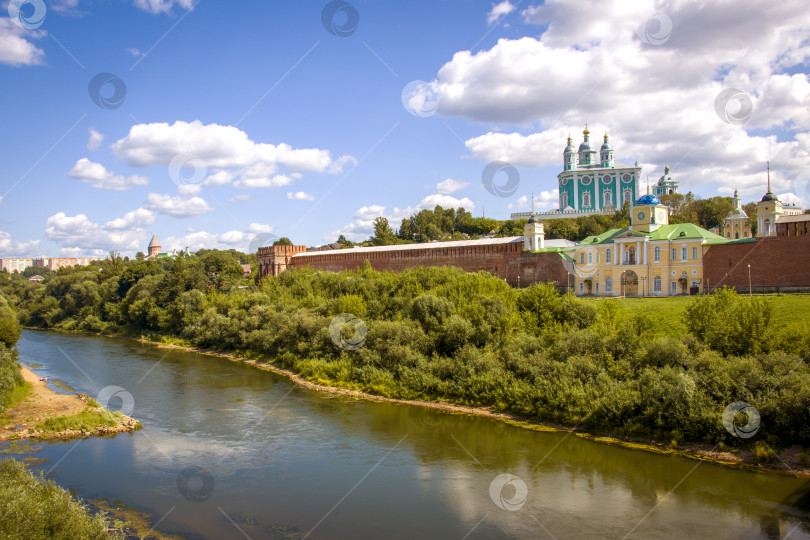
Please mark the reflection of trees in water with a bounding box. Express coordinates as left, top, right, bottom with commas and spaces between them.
321, 397, 810, 537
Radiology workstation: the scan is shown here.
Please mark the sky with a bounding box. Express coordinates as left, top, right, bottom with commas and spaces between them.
1, 0, 809, 258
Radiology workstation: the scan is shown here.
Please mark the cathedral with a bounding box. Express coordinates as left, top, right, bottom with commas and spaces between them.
511, 126, 677, 220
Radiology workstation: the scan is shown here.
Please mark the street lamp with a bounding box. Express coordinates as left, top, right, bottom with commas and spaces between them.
747, 264, 752, 297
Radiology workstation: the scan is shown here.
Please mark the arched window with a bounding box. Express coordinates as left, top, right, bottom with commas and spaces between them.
583, 191, 591, 208
603, 189, 612, 207
623, 188, 632, 203
561, 191, 569, 209
605, 276, 612, 293
605, 248, 612, 263
653, 276, 662, 292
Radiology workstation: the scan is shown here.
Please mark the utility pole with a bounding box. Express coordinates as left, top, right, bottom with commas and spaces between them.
748, 264, 752, 296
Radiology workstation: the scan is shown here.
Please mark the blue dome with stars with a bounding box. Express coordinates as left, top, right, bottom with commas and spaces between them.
636, 194, 661, 205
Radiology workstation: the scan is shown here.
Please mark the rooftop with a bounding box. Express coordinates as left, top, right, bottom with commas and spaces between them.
295, 236, 524, 258
581, 223, 728, 245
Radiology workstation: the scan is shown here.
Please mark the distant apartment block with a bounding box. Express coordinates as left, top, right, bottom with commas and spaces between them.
0, 256, 99, 273
0, 258, 33, 273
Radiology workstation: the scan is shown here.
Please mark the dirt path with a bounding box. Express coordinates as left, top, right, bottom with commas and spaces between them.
0, 365, 139, 441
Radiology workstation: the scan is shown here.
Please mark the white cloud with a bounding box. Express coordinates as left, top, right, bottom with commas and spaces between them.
508, 190, 559, 211
234, 173, 298, 189
178, 184, 201, 195
487, 1, 515, 25
202, 170, 236, 186
132, 0, 194, 15
87, 128, 104, 151
287, 191, 315, 201
326, 195, 476, 242
104, 208, 156, 230
68, 158, 150, 190
230, 194, 252, 203
436, 178, 470, 194
247, 223, 273, 234
425, 0, 810, 201
0, 18, 45, 67
0, 231, 40, 257
111, 120, 353, 189
45, 212, 146, 252
144, 193, 214, 217
126, 47, 141, 57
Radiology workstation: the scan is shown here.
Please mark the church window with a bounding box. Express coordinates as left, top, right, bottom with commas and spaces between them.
692, 247, 698, 259
602, 175, 612, 184
581, 175, 592, 185
606, 248, 612, 263
583, 191, 591, 208
561, 177, 568, 186
654, 246, 660, 262
622, 174, 633, 183
561, 191, 569, 208
605, 276, 612, 293
622, 189, 632, 203
653, 276, 661, 292
603, 189, 612, 207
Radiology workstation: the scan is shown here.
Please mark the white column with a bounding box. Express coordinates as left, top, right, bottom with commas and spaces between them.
573, 173, 579, 211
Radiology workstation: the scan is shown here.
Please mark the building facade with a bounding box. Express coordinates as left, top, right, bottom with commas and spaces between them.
512, 126, 647, 221
722, 190, 752, 239
573, 193, 727, 296
652, 165, 679, 197
756, 165, 803, 237
0, 258, 33, 273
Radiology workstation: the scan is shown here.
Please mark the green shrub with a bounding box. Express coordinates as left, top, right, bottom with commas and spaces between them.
0, 458, 122, 539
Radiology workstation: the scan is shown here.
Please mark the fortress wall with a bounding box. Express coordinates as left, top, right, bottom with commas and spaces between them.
703, 236, 810, 292
288, 242, 573, 289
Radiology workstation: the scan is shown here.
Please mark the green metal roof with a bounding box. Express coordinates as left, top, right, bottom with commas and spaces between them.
580, 223, 729, 245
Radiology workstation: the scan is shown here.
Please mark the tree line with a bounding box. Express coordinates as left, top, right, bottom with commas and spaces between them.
330, 192, 774, 249
2, 251, 809, 451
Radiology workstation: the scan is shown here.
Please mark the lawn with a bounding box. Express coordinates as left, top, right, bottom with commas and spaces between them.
581, 293, 810, 337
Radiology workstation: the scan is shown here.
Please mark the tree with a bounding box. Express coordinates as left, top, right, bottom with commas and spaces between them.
372, 217, 398, 246
273, 237, 293, 246
135, 252, 145, 261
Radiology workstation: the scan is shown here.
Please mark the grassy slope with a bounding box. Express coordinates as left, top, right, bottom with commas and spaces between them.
581, 294, 810, 337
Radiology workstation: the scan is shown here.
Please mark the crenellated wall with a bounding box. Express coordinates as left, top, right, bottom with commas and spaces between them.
259, 240, 573, 289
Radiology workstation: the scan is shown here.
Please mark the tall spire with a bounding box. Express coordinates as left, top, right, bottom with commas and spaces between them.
767, 160, 771, 193
531, 191, 535, 214
583, 123, 590, 138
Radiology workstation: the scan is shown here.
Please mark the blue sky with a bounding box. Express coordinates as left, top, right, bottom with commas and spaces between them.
1, 0, 809, 257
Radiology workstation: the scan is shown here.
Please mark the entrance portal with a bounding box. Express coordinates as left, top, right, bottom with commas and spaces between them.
621, 270, 639, 296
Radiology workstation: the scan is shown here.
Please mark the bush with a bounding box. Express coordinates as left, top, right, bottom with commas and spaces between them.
0, 458, 122, 539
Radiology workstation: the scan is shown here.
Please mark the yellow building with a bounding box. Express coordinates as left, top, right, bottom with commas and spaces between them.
756, 164, 803, 237
574, 192, 728, 296
723, 190, 751, 239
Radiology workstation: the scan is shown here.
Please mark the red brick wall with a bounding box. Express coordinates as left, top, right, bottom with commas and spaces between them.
288, 242, 573, 289
703, 236, 810, 292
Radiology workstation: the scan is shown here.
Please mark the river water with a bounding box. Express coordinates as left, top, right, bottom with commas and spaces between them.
2, 330, 809, 539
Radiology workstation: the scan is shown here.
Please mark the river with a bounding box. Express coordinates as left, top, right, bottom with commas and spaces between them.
2, 330, 809, 539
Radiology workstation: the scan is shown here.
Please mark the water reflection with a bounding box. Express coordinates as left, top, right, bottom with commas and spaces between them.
1, 330, 808, 539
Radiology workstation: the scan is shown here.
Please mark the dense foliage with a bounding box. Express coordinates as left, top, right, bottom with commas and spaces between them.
3, 252, 809, 449
335, 193, 766, 247
0, 295, 23, 412
0, 458, 123, 539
